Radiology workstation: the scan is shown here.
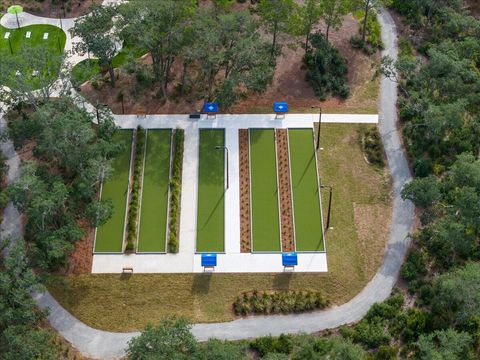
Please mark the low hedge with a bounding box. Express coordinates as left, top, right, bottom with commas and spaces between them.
125, 126, 146, 252
167, 129, 184, 253
234, 290, 329, 316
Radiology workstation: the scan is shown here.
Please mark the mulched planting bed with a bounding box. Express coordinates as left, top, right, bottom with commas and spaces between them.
239, 129, 251, 253
94, 130, 133, 253
275, 129, 295, 252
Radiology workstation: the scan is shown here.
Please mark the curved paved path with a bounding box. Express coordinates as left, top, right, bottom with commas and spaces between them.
0, 8, 414, 360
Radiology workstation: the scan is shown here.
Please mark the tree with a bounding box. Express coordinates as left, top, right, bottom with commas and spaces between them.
127, 317, 197, 360
120, 0, 195, 99
191, 9, 273, 106
401, 175, 440, 208
0, 238, 62, 359
71, 4, 120, 87
257, 0, 296, 57
296, 0, 323, 50
357, 0, 389, 44
0, 45, 65, 108
415, 329, 474, 360
430, 263, 480, 329
321, 0, 350, 41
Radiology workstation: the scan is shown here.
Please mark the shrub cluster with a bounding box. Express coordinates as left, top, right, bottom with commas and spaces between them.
125, 127, 145, 251
234, 290, 329, 316
168, 129, 184, 253
361, 126, 385, 167
304, 33, 349, 101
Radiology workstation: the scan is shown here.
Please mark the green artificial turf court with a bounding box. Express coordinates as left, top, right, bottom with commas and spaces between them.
94, 130, 133, 253
196, 129, 225, 253
249, 129, 281, 252
0, 23, 66, 55
288, 129, 324, 252
137, 129, 172, 253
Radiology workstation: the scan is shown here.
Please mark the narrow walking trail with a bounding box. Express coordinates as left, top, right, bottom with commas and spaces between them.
0, 8, 414, 360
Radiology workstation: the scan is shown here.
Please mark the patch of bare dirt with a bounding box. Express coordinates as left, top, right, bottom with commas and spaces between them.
275, 129, 295, 252
239, 129, 251, 253
0, 0, 102, 18
354, 203, 392, 280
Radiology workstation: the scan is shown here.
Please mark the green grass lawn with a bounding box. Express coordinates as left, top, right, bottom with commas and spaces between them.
137, 130, 172, 253
288, 129, 324, 252
94, 130, 133, 253
196, 129, 225, 253
49, 124, 392, 331
249, 129, 281, 252
0, 23, 66, 55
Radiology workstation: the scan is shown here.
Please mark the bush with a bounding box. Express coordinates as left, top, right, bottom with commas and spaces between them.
304, 33, 349, 100
168, 129, 184, 253
234, 290, 329, 316
250, 335, 293, 357
401, 248, 428, 282
360, 126, 385, 167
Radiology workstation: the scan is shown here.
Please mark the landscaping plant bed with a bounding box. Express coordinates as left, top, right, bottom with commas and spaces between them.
275, 129, 295, 252
238, 129, 251, 253
234, 289, 329, 316
168, 129, 184, 253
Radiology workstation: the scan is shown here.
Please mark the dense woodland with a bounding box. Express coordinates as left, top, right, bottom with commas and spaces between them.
0, 0, 479, 359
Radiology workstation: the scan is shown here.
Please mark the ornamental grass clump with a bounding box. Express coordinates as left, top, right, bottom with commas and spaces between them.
168, 129, 184, 253
125, 126, 145, 251
234, 290, 329, 316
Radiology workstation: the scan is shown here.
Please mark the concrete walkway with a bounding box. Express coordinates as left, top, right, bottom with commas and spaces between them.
0, 7, 415, 360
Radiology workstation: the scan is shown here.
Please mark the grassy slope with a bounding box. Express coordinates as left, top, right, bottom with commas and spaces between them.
137, 130, 172, 253
196, 129, 225, 253
94, 130, 132, 253
288, 129, 324, 252
48, 124, 391, 331
250, 129, 281, 252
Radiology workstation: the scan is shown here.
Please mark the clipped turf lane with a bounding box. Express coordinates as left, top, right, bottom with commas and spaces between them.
137, 130, 172, 253
94, 130, 133, 253
249, 129, 281, 252
288, 129, 324, 251
196, 129, 225, 253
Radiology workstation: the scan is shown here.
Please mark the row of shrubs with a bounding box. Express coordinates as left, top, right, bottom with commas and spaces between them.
361, 126, 385, 167
167, 129, 184, 253
125, 127, 146, 251
234, 290, 329, 316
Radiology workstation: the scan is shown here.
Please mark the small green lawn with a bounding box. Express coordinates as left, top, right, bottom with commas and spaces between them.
0, 23, 66, 55
249, 129, 281, 252
288, 129, 324, 252
196, 129, 225, 253
137, 130, 172, 253
94, 130, 133, 253
71, 43, 146, 86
